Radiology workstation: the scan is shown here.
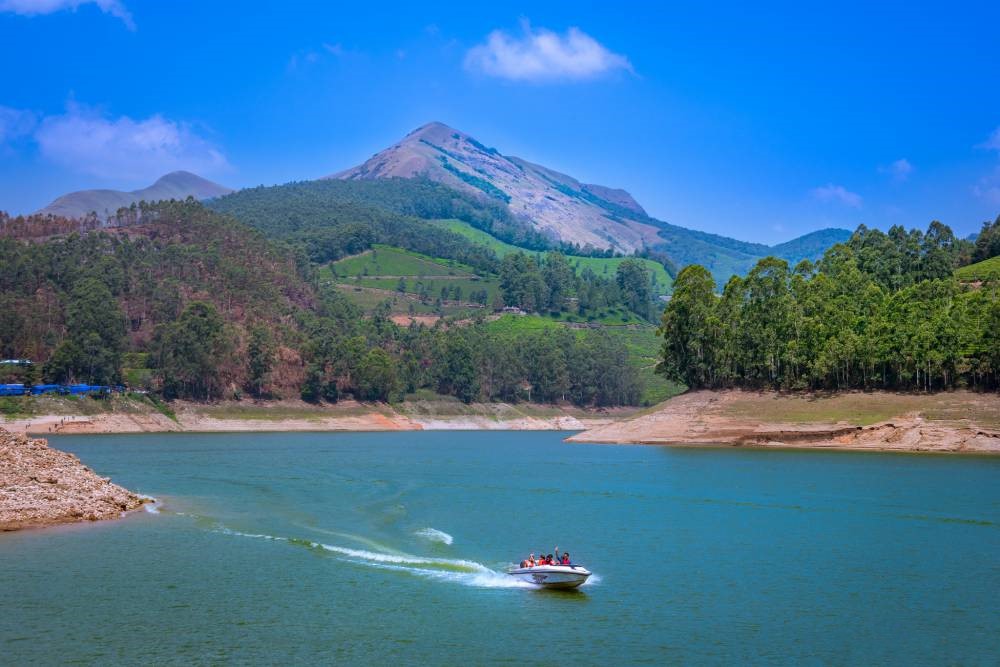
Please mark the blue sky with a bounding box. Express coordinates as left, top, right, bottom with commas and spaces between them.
2, 0, 999, 243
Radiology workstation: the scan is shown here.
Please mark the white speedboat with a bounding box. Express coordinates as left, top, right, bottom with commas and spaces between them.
507, 564, 592, 589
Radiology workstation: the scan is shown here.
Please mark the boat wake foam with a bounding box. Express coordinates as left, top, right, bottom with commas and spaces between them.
215, 527, 535, 589
414, 527, 454, 545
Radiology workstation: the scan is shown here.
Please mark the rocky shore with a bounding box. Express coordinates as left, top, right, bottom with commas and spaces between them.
568, 390, 1000, 454
0, 427, 147, 531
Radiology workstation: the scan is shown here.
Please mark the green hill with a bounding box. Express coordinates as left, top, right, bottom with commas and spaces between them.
209, 177, 849, 286
956, 256, 1000, 281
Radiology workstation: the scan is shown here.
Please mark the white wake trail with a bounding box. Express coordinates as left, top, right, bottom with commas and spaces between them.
216, 527, 533, 589
414, 527, 454, 545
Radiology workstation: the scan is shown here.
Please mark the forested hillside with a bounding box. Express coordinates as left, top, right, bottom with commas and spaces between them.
208, 178, 558, 265
0, 200, 652, 407
210, 177, 675, 323
1, 200, 316, 397
658, 221, 1000, 391
208, 175, 847, 285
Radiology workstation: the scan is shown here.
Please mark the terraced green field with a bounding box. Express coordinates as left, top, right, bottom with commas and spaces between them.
330, 245, 476, 278
955, 256, 1000, 281
433, 219, 674, 295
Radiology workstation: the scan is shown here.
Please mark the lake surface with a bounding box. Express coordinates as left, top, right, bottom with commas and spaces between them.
2, 432, 999, 665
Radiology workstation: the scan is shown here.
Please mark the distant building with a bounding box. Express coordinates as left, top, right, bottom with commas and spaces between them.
0, 359, 33, 366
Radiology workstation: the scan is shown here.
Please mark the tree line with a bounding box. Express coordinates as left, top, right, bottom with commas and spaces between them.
658, 221, 1000, 391
294, 304, 641, 406
497, 251, 658, 320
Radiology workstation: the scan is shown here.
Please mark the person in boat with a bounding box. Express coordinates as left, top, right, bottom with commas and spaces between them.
555, 547, 571, 566
527, 553, 536, 567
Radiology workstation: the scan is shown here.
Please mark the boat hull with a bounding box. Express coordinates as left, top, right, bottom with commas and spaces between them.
507, 565, 591, 589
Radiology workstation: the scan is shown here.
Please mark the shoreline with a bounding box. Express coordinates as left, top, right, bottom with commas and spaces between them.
567, 390, 1000, 454
2, 398, 624, 436
5, 390, 999, 455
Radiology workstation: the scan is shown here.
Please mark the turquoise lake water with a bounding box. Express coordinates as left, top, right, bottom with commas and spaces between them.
1, 431, 999, 665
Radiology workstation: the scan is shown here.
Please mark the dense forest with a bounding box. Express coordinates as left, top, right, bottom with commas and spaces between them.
495, 251, 657, 320
0, 200, 644, 406
658, 220, 1000, 391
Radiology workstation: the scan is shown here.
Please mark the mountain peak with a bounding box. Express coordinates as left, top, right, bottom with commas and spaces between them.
399, 121, 468, 148
330, 123, 658, 252
406, 121, 461, 139
155, 170, 201, 183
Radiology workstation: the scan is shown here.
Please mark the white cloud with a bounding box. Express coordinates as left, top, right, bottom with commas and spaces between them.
464, 22, 632, 82
0, 105, 37, 144
0, 0, 134, 29
34, 104, 227, 181
978, 126, 1000, 152
879, 158, 913, 182
811, 184, 863, 208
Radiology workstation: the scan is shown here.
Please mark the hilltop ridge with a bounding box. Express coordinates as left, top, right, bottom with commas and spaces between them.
36, 171, 233, 219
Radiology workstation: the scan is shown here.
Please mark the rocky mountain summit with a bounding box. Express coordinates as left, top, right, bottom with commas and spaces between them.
36, 170, 233, 220
0, 427, 147, 531
331, 121, 662, 252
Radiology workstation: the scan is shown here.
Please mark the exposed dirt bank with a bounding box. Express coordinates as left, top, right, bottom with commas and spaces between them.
2, 399, 623, 435
567, 390, 1000, 454
0, 427, 147, 531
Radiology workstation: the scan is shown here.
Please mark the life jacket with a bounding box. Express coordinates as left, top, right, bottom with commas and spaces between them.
561, 556, 570, 565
